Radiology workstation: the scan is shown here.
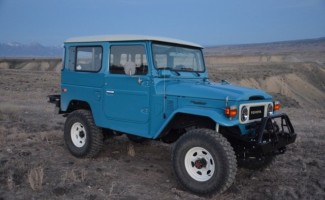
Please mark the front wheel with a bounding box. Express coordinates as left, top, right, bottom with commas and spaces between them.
64, 110, 103, 158
172, 129, 237, 195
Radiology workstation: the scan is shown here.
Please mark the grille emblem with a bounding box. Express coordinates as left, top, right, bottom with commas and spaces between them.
251, 110, 262, 115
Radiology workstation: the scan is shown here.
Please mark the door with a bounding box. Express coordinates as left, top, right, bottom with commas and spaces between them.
61, 45, 105, 112
104, 43, 150, 124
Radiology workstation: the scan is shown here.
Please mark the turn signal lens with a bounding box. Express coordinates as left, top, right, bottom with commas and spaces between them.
274, 101, 280, 111
225, 106, 237, 118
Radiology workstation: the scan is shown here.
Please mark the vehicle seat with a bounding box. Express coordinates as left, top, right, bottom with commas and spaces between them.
124, 61, 136, 75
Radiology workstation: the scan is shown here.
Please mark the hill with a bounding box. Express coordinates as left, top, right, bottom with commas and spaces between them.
204, 37, 325, 56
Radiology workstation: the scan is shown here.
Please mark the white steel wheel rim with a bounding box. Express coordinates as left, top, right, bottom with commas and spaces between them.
184, 147, 215, 182
71, 122, 87, 148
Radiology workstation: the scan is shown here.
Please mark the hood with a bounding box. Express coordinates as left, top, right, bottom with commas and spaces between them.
161, 80, 272, 101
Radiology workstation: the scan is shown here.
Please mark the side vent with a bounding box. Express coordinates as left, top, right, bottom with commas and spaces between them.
249, 95, 265, 100
166, 100, 174, 111
163, 100, 175, 119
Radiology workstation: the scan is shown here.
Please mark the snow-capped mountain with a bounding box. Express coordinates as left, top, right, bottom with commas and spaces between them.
0, 42, 63, 58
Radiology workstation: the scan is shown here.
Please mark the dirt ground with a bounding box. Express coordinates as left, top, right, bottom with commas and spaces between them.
0, 57, 324, 199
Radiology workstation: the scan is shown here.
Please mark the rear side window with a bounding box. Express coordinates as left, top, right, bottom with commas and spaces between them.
70, 46, 102, 72
68, 47, 76, 70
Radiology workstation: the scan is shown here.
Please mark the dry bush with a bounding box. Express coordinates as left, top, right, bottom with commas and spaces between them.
127, 143, 135, 157
28, 166, 44, 191
2, 160, 28, 189
62, 169, 86, 183
0, 126, 6, 145
0, 103, 21, 122
109, 182, 115, 196
6, 128, 29, 143
40, 131, 61, 144
7, 173, 15, 190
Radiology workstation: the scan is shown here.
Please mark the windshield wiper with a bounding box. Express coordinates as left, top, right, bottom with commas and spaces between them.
165, 67, 180, 76
193, 71, 200, 77
158, 67, 180, 76
172, 70, 180, 76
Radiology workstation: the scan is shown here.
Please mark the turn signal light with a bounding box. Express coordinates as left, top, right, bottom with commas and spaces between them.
274, 101, 280, 111
225, 106, 237, 118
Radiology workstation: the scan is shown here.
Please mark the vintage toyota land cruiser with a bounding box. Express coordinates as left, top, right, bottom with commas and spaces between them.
49, 35, 296, 195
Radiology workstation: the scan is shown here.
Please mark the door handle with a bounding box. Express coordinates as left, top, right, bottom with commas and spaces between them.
138, 77, 143, 85
106, 90, 115, 94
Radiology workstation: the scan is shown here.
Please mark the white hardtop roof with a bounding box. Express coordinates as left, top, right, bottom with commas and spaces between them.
65, 34, 203, 48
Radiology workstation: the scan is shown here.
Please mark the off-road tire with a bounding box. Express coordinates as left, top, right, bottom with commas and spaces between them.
172, 128, 237, 195
237, 155, 275, 170
126, 134, 147, 143
64, 110, 103, 158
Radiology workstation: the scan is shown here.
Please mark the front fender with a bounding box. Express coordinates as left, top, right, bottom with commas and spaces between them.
153, 107, 238, 139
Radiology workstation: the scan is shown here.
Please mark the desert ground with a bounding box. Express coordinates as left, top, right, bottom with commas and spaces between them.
0, 43, 324, 199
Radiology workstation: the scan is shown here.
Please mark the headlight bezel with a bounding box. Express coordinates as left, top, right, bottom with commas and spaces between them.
241, 106, 248, 122
267, 103, 273, 115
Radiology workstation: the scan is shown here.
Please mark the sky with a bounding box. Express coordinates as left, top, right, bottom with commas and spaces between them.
0, 0, 325, 46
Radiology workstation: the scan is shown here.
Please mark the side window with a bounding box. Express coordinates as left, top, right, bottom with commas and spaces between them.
75, 46, 102, 72
109, 45, 148, 75
68, 47, 76, 70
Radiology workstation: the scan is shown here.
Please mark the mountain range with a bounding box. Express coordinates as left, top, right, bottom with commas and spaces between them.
1, 37, 324, 58
0, 42, 63, 58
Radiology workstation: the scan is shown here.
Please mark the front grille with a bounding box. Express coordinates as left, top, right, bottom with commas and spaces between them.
239, 102, 271, 124
249, 106, 265, 120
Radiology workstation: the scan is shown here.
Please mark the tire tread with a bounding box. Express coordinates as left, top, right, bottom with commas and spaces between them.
172, 128, 237, 195
64, 109, 103, 158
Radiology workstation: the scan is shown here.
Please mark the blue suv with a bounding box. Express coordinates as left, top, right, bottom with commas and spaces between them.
49, 35, 296, 195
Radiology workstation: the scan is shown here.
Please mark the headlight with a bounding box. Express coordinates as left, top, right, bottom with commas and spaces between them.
267, 103, 273, 115
241, 106, 248, 122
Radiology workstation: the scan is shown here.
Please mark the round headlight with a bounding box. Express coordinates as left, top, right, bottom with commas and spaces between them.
267, 103, 273, 115
241, 106, 248, 122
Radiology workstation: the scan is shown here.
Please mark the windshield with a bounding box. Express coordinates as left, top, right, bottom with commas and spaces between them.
152, 43, 205, 72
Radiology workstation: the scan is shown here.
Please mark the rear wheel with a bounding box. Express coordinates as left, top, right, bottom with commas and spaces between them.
172, 128, 237, 195
64, 110, 103, 158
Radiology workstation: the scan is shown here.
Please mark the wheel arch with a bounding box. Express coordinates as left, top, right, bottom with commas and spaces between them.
63, 99, 92, 113
155, 107, 238, 140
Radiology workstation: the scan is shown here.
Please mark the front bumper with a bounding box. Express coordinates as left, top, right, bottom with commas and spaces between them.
255, 113, 296, 154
